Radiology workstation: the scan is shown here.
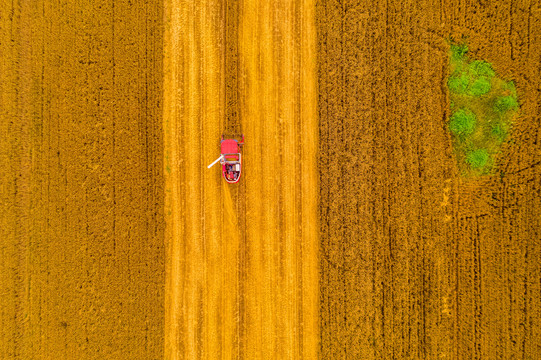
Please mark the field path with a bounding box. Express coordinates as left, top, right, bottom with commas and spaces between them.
163, 1, 318, 359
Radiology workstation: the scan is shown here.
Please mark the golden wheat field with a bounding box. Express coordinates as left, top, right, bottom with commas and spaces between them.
1, 0, 540, 359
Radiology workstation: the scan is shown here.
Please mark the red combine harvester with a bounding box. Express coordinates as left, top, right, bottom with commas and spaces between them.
207, 135, 244, 183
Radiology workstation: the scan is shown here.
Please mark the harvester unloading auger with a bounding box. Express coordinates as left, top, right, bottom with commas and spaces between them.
207, 135, 244, 184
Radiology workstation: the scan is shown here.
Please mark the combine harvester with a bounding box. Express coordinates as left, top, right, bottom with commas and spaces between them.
207, 135, 244, 183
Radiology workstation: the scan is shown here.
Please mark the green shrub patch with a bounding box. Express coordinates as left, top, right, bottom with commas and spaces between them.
466, 77, 491, 96
449, 108, 477, 136
494, 95, 519, 113
468, 60, 495, 78
447, 42, 519, 176
448, 72, 469, 94
466, 149, 490, 169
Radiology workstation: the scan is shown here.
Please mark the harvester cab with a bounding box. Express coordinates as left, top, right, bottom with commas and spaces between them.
207, 135, 244, 183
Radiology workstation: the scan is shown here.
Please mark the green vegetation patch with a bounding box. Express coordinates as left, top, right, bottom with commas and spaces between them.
466, 77, 491, 96
494, 95, 518, 113
448, 72, 469, 94
451, 43, 468, 61
449, 108, 477, 136
447, 42, 519, 177
466, 149, 490, 169
469, 60, 495, 78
